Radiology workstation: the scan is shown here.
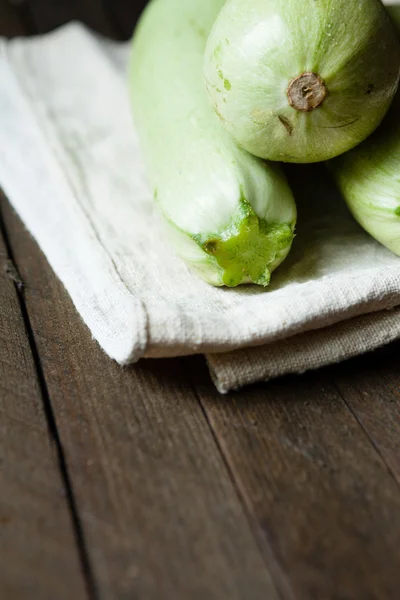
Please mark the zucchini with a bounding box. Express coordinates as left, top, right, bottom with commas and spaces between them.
129, 0, 296, 287
204, 0, 400, 163
329, 4, 400, 256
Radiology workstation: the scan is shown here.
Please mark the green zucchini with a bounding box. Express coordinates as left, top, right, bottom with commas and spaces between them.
328, 4, 400, 256
203, 0, 400, 163
129, 0, 296, 287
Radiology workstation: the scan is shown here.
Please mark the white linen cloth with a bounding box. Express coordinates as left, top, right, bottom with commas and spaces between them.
1, 18, 399, 393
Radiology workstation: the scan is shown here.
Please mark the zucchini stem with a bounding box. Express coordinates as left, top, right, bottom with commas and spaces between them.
287, 72, 328, 113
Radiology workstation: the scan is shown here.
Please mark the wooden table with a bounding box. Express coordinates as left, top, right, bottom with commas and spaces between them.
1, 1, 400, 598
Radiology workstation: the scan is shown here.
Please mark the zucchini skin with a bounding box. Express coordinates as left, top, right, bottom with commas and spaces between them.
204, 0, 400, 163
329, 4, 400, 257
129, 0, 296, 287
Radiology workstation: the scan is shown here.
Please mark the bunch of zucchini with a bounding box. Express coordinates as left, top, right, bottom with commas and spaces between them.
130, 0, 400, 288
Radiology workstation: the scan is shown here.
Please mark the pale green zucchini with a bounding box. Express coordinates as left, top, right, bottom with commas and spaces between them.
129, 0, 296, 287
328, 5, 400, 256
204, 0, 400, 163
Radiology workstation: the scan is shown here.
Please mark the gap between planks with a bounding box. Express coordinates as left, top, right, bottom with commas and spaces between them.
0, 192, 98, 599
0, 198, 89, 598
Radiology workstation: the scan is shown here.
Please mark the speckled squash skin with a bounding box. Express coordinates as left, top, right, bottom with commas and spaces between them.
204, 0, 400, 163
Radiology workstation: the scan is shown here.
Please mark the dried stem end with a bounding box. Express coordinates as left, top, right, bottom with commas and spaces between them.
287, 72, 327, 112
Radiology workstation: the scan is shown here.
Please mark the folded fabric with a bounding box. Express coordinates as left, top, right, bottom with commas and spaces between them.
1, 18, 399, 393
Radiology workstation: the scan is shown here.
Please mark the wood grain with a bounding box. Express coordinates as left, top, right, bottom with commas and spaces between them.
333, 345, 400, 484
0, 196, 280, 599
192, 359, 400, 600
0, 195, 88, 600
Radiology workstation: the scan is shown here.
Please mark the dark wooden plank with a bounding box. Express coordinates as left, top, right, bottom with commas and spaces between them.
103, 0, 147, 39
0, 195, 88, 599
333, 345, 400, 484
0, 197, 281, 599
0, 0, 25, 36
22, 0, 117, 37
192, 359, 400, 600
